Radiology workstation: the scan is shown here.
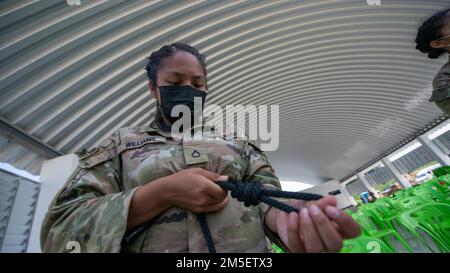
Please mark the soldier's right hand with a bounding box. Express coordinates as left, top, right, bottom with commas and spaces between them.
160, 168, 229, 213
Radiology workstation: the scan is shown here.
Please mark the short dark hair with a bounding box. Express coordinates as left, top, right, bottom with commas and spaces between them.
415, 8, 450, 59
145, 43, 207, 86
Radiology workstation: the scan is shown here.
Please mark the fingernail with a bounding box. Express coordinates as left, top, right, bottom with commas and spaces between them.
218, 175, 228, 181
288, 212, 297, 225
281, 233, 288, 245
309, 204, 320, 215
325, 206, 340, 219
300, 208, 310, 219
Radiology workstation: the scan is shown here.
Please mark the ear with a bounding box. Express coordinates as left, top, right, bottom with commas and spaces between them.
148, 81, 158, 99
430, 40, 447, 49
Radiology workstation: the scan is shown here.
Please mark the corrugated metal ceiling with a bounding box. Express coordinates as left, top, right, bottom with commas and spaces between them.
0, 0, 449, 183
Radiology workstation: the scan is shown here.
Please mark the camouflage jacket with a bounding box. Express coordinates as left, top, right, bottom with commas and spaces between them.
433, 55, 450, 90
430, 55, 450, 102
40, 122, 283, 253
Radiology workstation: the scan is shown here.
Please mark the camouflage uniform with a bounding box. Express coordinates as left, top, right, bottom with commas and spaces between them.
430, 55, 450, 115
40, 121, 284, 253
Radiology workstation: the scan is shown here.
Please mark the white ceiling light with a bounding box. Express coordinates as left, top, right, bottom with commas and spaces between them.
279, 181, 313, 192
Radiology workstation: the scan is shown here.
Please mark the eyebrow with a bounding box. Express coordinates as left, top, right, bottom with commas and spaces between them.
164, 70, 205, 80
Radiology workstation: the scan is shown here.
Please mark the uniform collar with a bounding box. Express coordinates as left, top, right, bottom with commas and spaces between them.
145, 116, 219, 141
145, 120, 182, 139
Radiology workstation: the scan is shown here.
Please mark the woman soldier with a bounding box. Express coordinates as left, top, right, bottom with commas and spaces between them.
41, 43, 360, 253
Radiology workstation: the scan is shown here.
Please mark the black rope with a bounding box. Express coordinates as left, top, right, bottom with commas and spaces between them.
122, 181, 323, 252
197, 181, 322, 252
121, 212, 163, 249
196, 213, 216, 253
217, 181, 322, 212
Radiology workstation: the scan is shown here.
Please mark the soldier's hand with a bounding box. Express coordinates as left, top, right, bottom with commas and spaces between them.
268, 196, 360, 253
161, 168, 229, 213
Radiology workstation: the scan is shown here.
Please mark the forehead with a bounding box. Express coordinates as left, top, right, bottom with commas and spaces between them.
158, 50, 205, 77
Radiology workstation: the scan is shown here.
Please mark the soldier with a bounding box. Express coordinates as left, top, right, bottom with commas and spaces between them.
416, 8, 450, 114
41, 43, 360, 253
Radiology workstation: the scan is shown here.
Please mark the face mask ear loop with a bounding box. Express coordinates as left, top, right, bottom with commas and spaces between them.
155, 85, 173, 128
435, 34, 450, 49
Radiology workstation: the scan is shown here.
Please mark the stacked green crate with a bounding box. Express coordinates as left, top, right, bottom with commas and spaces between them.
342, 176, 450, 253
271, 176, 450, 253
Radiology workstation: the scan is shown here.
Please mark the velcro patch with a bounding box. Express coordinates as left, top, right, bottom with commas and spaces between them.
118, 135, 167, 154
79, 149, 116, 169
183, 146, 210, 166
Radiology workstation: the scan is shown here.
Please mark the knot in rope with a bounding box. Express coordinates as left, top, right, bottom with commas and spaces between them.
201, 181, 324, 252
122, 180, 324, 253
217, 181, 262, 207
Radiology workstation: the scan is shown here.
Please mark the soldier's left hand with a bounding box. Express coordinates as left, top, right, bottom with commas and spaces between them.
268, 196, 361, 253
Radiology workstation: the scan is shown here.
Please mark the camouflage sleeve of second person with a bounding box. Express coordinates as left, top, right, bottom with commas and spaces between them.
242, 140, 290, 252
40, 134, 138, 253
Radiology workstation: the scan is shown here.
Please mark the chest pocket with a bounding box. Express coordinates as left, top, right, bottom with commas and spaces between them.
120, 135, 184, 188
183, 141, 211, 168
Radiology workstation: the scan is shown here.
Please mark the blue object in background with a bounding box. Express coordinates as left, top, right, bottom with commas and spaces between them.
360, 192, 369, 204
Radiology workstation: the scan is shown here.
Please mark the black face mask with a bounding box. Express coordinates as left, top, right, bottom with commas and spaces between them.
157, 85, 207, 126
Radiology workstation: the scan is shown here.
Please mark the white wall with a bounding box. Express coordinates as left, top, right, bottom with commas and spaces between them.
27, 154, 79, 253
302, 180, 354, 209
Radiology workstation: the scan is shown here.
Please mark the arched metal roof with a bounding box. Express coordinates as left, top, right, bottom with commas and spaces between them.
0, 0, 449, 183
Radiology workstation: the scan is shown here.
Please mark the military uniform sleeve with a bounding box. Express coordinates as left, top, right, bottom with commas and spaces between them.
40, 135, 138, 253
242, 140, 289, 252
432, 62, 450, 90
